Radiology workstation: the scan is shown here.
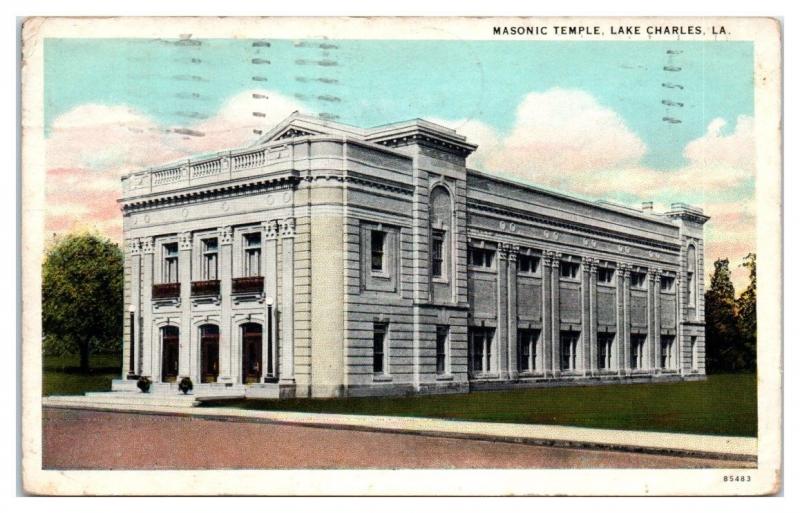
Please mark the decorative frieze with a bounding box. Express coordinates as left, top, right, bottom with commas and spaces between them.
263, 220, 280, 239
140, 237, 154, 254
127, 239, 141, 256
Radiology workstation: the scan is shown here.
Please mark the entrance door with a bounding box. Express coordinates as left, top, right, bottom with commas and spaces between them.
200, 324, 219, 383
161, 326, 179, 383
241, 323, 263, 384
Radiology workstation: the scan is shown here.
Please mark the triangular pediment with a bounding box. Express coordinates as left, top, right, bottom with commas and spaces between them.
251, 112, 368, 146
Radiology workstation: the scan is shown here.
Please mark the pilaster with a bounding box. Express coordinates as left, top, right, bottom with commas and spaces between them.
127, 239, 141, 377
622, 264, 631, 374
652, 269, 661, 371
550, 252, 561, 375
263, 220, 279, 380
280, 217, 295, 384
178, 231, 193, 380
140, 237, 154, 378
587, 258, 598, 374
507, 245, 519, 379
496, 243, 509, 379
218, 226, 234, 383
541, 252, 552, 378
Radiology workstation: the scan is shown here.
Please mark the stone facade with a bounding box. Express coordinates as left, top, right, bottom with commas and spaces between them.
117, 114, 709, 398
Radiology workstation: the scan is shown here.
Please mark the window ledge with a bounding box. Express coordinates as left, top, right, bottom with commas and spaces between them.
435, 373, 454, 381
518, 371, 545, 378
372, 374, 393, 382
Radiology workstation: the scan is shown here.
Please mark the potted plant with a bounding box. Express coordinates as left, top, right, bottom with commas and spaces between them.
136, 376, 152, 393
178, 376, 193, 395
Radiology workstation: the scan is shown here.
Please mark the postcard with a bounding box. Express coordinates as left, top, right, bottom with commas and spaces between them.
20, 16, 782, 495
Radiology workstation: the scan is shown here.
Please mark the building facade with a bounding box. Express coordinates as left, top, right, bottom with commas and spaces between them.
117, 114, 709, 398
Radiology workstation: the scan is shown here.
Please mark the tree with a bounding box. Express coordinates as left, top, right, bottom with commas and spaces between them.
735, 253, 757, 371
704, 258, 738, 373
42, 233, 124, 372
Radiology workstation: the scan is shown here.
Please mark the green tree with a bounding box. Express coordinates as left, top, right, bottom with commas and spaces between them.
704, 258, 738, 373
735, 253, 757, 371
42, 233, 124, 372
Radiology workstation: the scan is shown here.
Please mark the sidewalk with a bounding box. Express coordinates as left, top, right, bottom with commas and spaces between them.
42, 395, 757, 462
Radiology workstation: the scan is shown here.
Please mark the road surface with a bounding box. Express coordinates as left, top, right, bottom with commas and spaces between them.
42, 408, 753, 469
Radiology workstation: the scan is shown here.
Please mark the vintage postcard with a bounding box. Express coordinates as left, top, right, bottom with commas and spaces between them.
20, 16, 782, 495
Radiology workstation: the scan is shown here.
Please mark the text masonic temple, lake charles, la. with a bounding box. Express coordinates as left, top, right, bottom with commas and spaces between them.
116, 113, 708, 399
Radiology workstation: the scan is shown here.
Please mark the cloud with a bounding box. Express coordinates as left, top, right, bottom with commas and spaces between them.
44, 90, 306, 240
433, 90, 755, 292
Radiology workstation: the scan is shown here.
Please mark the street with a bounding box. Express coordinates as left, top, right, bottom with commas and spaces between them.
42, 408, 753, 470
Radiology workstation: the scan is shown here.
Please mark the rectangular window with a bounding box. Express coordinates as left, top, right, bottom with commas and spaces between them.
560, 261, 580, 280
518, 254, 540, 275
660, 275, 675, 292
560, 331, 580, 371
469, 327, 494, 373
660, 335, 675, 369
244, 233, 262, 277
370, 230, 386, 272
518, 329, 540, 372
431, 230, 444, 278
630, 271, 647, 289
163, 243, 179, 283
597, 267, 615, 284
630, 334, 646, 369
468, 247, 495, 269
202, 238, 218, 280
435, 325, 449, 375
373, 323, 387, 374
597, 333, 615, 370
688, 272, 696, 307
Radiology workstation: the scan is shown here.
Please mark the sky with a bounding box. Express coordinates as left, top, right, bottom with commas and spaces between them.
43, 38, 756, 290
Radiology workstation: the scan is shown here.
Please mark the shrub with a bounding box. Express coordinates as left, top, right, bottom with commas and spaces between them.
178, 376, 193, 395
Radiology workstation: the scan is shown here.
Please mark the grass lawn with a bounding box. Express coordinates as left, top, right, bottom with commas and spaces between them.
42, 353, 121, 397
205, 374, 757, 437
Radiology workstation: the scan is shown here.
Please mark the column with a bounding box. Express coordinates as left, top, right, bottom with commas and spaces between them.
653, 269, 662, 370
507, 245, 519, 380
643, 269, 657, 373
615, 264, 624, 374
589, 259, 598, 374
541, 252, 552, 378
496, 243, 509, 379
580, 257, 591, 374
676, 273, 684, 374
218, 226, 234, 383
550, 252, 561, 375
622, 265, 631, 374
279, 218, 295, 384
178, 231, 193, 380
127, 239, 141, 378
140, 237, 154, 378
263, 220, 279, 380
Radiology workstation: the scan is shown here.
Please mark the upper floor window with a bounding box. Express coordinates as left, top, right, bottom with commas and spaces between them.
597, 267, 615, 284
202, 238, 218, 281
370, 230, 386, 273
468, 247, 495, 269
630, 271, 647, 289
431, 230, 445, 279
660, 275, 675, 292
518, 254, 540, 275
162, 243, 179, 283
244, 233, 262, 277
559, 261, 580, 280
687, 245, 697, 308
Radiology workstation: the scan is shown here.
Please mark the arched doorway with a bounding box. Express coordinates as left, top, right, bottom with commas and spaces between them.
161, 326, 179, 383
241, 323, 263, 384
199, 324, 219, 383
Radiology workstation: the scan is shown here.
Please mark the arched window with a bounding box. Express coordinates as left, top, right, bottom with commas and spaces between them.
241, 322, 264, 384
429, 186, 452, 281
199, 324, 219, 383
687, 244, 697, 308
161, 326, 179, 383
